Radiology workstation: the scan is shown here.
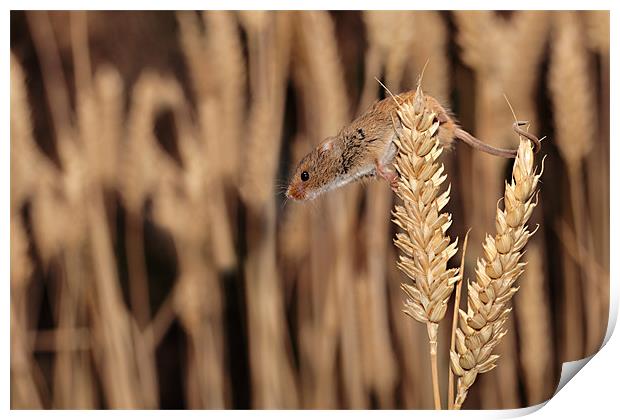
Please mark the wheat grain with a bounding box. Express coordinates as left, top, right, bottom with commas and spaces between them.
450, 137, 541, 409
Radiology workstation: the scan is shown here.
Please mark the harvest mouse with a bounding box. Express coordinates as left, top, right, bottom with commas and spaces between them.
285, 89, 538, 201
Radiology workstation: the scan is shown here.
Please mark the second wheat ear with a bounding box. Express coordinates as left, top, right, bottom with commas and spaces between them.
450, 133, 543, 410
286, 86, 541, 202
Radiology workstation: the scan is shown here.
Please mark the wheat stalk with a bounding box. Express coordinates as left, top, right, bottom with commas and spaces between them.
450, 136, 542, 409
357, 11, 416, 407
515, 243, 554, 404
585, 11, 610, 57
202, 11, 245, 184
70, 24, 158, 407
549, 11, 603, 355
176, 12, 238, 272
238, 12, 299, 408
549, 12, 594, 168
10, 53, 54, 214
293, 11, 364, 408
410, 12, 450, 102
363, 11, 416, 91
584, 10, 610, 314
10, 83, 43, 403
121, 73, 181, 214
392, 85, 461, 409
448, 229, 470, 409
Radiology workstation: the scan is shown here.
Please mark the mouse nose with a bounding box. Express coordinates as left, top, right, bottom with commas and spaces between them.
286, 183, 305, 201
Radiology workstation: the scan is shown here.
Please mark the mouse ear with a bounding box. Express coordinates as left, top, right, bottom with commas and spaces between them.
320, 139, 334, 153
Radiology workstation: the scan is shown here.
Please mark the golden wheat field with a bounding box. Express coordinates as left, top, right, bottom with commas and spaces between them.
10, 10, 610, 409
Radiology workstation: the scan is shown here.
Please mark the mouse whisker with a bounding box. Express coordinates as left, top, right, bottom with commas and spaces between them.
279, 195, 290, 212
275, 184, 290, 196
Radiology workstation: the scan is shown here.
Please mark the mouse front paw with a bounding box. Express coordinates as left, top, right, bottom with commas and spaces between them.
389, 177, 399, 192
375, 160, 399, 192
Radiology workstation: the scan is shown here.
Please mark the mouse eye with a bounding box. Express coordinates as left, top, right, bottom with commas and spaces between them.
301, 171, 310, 182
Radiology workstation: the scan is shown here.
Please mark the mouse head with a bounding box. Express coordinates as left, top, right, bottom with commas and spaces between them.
286, 137, 341, 201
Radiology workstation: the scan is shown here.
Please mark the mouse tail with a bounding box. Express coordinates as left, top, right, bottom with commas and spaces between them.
454, 128, 517, 158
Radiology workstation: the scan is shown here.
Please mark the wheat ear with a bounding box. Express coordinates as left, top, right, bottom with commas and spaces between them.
392, 85, 460, 409
450, 137, 542, 409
